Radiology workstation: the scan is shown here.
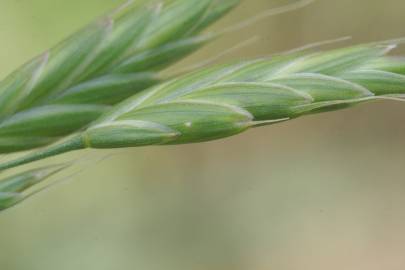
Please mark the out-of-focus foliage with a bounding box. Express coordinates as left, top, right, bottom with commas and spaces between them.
0, 164, 66, 211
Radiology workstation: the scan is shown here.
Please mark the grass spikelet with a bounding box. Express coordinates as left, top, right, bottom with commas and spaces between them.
0, 0, 240, 153
2, 41, 405, 170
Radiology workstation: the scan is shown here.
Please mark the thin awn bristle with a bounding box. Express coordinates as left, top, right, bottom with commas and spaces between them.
284, 36, 353, 54
111, 0, 136, 16
219, 0, 315, 35
171, 35, 261, 76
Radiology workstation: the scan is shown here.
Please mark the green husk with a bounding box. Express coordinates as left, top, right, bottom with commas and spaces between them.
1, 42, 405, 170
0, 0, 240, 153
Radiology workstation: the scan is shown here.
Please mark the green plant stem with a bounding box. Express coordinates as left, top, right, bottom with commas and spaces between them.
0, 137, 83, 171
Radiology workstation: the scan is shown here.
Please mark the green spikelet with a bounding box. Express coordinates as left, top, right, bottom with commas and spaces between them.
0, 0, 240, 153
1, 42, 405, 170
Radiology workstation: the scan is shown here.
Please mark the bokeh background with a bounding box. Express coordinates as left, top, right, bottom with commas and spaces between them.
1, 0, 405, 269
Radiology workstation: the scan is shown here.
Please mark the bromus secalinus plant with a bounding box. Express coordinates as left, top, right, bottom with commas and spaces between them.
1, 0, 405, 212
1, 42, 405, 173
0, 0, 240, 153
0, 0, 241, 211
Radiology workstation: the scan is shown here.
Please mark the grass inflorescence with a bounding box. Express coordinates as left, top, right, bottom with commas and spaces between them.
0, 0, 240, 153
1, 42, 405, 172
0, 0, 241, 211
1, 0, 405, 212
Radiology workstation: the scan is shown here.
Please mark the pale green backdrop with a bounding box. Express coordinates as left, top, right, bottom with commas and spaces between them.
1, 0, 405, 269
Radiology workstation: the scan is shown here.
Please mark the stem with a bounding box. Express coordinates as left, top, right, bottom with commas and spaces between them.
0, 135, 85, 171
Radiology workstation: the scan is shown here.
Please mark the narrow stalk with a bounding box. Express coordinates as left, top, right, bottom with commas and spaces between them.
0, 136, 84, 171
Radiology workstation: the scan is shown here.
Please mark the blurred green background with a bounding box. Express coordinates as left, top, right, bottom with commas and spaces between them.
1, 0, 405, 269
